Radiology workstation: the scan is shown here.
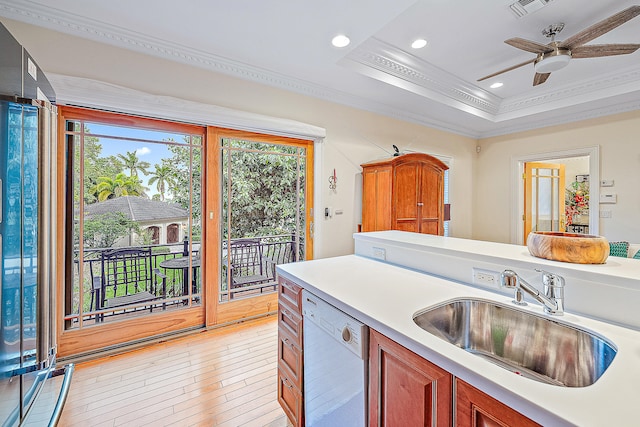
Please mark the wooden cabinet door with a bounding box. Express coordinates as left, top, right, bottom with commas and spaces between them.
418, 163, 444, 235
277, 277, 304, 426
362, 166, 392, 232
278, 370, 304, 426
456, 379, 540, 427
369, 329, 452, 427
393, 162, 420, 232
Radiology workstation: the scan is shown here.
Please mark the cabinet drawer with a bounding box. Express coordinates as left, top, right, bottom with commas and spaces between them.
278, 328, 303, 389
278, 276, 303, 313
278, 369, 303, 426
278, 303, 302, 345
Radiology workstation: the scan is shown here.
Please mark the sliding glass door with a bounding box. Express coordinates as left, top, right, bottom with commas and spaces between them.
212, 130, 313, 323
57, 107, 205, 357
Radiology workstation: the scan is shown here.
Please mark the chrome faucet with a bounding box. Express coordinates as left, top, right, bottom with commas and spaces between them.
500, 269, 565, 315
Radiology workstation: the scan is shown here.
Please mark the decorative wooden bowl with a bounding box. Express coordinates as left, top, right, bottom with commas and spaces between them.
527, 231, 610, 264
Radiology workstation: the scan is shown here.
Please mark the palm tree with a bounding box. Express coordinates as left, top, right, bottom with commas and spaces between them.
117, 151, 150, 177
92, 173, 146, 201
148, 164, 175, 201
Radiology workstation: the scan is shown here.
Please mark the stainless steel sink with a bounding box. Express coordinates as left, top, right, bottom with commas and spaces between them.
413, 298, 617, 387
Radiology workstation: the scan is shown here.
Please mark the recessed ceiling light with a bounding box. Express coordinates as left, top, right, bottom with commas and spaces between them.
331, 34, 350, 48
411, 38, 428, 49
490, 82, 504, 89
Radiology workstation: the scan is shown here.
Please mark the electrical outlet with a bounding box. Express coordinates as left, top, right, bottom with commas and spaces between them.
472, 268, 501, 287
372, 247, 386, 260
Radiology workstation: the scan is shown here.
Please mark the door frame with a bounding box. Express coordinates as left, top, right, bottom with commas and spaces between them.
510, 146, 600, 245
206, 127, 314, 327
56, 106, 208, 358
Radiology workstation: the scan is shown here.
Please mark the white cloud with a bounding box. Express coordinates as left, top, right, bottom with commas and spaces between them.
136, 147, 151, 156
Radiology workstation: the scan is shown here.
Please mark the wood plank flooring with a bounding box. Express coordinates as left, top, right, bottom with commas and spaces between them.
54, 315, 290, 427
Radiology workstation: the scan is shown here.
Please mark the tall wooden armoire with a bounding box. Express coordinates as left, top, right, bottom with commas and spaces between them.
361, 153, 448, 235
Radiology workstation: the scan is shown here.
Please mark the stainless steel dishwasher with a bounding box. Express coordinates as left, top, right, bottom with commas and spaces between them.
302, 290, 368, 426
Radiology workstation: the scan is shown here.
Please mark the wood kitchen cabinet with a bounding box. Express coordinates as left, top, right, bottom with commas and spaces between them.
277, 273, 542, 427
369, 329, 452, 426
277, 276, 304, 426
361, 153, 448, 235
456, 379, 540, 427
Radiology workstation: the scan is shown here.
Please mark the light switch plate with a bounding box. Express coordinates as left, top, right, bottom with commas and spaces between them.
599, 194, 617, 204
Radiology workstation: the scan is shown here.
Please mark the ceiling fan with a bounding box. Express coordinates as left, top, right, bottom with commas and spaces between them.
478, 5, 640, 86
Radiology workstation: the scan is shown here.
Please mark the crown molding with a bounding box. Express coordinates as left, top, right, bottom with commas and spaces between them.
1, 0, 638, 140
497, 64, 640, 120
0, 0, 484, 138
341, 38, 501, 120
344, 37, 640, 125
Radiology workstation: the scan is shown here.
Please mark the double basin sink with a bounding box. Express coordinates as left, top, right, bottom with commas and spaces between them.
413, 298, 617, 387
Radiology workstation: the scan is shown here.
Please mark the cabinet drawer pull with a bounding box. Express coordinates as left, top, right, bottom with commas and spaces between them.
417, 202, 424, 206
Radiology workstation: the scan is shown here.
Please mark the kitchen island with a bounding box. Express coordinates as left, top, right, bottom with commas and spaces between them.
277, 232, 640, 426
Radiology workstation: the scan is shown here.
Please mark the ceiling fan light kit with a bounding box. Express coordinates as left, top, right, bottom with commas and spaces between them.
478, 5, 640, 86
534, 47, 571, 73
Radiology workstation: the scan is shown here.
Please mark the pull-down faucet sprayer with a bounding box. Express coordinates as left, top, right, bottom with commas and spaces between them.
500, 269, 565, 315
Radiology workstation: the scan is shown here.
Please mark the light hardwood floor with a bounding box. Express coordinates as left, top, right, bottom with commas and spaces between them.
55, 315, 289, 427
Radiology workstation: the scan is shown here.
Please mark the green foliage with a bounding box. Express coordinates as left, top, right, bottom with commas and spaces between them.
74, 129, 121, 205
117, 150, 151, 177
82, 212, 141, 249
221, 139, 304, 239
148, 164, 176, 201
164, 143, 202, 237
91, 172, 147, 201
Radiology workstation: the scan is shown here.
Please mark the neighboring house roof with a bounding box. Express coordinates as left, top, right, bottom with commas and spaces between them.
84, 196, 189, 222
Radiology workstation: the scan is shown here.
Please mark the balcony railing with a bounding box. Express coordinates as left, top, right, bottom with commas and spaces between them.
70, 234, 300, 324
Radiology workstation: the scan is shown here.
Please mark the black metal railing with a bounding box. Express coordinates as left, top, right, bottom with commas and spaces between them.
70, 234, 302, 322
220, 234, 301, 300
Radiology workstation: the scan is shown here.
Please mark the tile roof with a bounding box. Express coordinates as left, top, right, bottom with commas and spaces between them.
84, 196, 189, 222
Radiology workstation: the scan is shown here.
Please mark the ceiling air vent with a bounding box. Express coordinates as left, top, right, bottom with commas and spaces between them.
509, 0, 553, 18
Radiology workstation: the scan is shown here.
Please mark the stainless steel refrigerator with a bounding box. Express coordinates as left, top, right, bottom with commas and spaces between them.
0, 22, 73, 426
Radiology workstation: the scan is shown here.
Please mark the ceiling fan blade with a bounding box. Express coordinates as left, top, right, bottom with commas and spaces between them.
477, 58, 535, 81
571, 43, 640, 58
533, 73, 551, 86
505, 37, 551, 54
560, 5, 640, 49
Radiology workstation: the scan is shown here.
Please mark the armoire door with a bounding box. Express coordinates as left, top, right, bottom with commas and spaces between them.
393, 162, 420, 232
418, 163, 444, 235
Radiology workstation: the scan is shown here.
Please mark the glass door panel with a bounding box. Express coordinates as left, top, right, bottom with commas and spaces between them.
220, 138, 307, 302
524, 162, 565, 243
60, 109, 205, 353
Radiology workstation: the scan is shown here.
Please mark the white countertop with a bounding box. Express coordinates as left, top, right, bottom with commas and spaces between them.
277, 254, 640, 427
356, 230, 640, 286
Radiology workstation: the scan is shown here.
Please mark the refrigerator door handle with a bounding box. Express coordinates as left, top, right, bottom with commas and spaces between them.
36, 102, 55, 367
48, 364, 75, 427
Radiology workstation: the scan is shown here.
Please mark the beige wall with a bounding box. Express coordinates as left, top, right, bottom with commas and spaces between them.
1, 19, 476, 258
5, 18, 637, 253
477, 110, 640, 244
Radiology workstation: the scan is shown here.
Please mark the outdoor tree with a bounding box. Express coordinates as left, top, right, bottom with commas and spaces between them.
148, 164, 175, 201
74, 126, 121, 205
164, 141, 202, 239
117, 150, 151, 177
81, 212, 141, 249
221, 139, 304, 239
91, 172, 148, 201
